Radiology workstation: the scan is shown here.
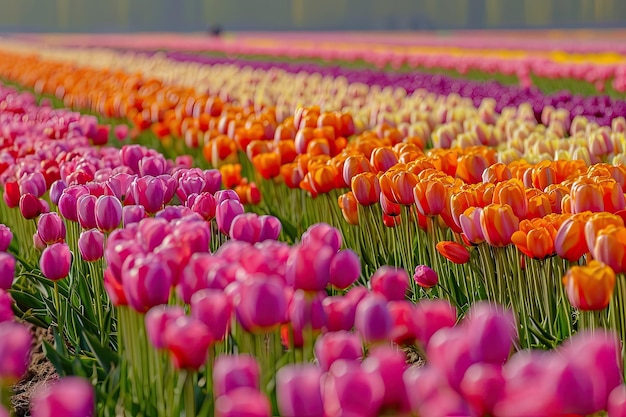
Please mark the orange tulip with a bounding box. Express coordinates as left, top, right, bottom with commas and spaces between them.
554, 213, 591, 262
246, 140, 270, 160
597, 178, 626, 213
527, 192, 552, 219
593, 225, 626, 274
493, 179, 528, 220
338, 192, 359, 225
414, 180, 447, 217
459, 207, 485, 245
563, 260, 615, 311
252, 153, 281, 180
351, 172, 380, 206
456, 153, 489, 184
531, 161, 557, 190
449, 188, 478, 228
280, 163, 304, 189
370, 147, 399, 173
436, 241, 470, 264
307, 138, 332, 157
307, 165, 338, 195
571, 179, 605, 214
275, 140, 297, 164
511, 220, 556, 260
219, 164, 242, 189
584, 212, 625, 255
545, 184, 570, 214
479, 204, 520, 247
390, 171, 419, 205
380, 192, 401, 217
481, 162, 512, 184
342, 155, 373, 188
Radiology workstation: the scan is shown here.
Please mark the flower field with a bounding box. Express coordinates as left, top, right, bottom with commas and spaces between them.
0, 31, 626, 416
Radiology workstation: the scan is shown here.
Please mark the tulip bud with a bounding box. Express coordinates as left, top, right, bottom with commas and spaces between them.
0, 289, 13, 323
229, 213, 261, 244
123, 254, 173, 313
76, 194, 97, 230
122, 205, 146, 227
0, 253, 15, 290
464, 302, 516, 365
49, 180, 67, 206
362, 346, 410, 412
216, 199, 245, 235
413, 265, 438, 288
314, 330, 363, 371
40, 243, 72, 281
286, 241, 333, 292
608, 385, 626, 417
563, 261, 616, 311
414, 299, 457, 348
322, 296, 356, 333
213, 354, 260, 397
95, 195, 122, 233
189, 192, 216, 221
329, 249, 361, 290
163, 316, 212, 370
258, 215, 281, 241
436, 241, 470, 264
323, 360, 384, 417
235, 279, 287, 333
19, 193, 42, 220
31, 377, 95, 417
301, 223, 342, 252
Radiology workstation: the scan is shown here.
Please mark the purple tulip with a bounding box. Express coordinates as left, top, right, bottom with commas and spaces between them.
40, 243, 72, 281
163, 316, 212, 370
0, 289, 13, 323
314, 330, 363, 372
215, 387, 271, 417
19, 193, 42, 220
362, 345, 410, 412
276, 365, 324, 417
329, 249, 360, 290
413, 299, 457, 348
235, 278, 287, 333
370, 266, 409, 301
31, 376, 94, 417
122, 205, 146, 227
95, 195, 122, 233
0, 224, 13, 252
216, 199, 245, 235
19, 171, 46, 198
172, 219, 211, 256
138, 155, 167, 177
78, 229, 105, 262
49, 180, 67, 206
145, 305, 185, 349
0, 321, 31, 383
354, 293, 391, 343
37, 212, 66, 245
191, 289, 232, 342
122, 254, 173, 313
286, 241, 333, 292
107, 172, 136, 201
213, 354, 260, 397
203, 169, 222, 194
120, 145, 145, 174
0, 253, 15, 290
323, 360, 384, 417
76, 194, 97, 230
258, 215, 282, 241
413, 264, 438, 288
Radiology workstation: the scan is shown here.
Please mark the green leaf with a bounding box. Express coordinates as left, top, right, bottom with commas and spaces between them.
42, 340, 73, 377
266, 206, 298, 242
83, 331, 119, 373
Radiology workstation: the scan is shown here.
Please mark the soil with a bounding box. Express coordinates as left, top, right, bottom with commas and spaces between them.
11, 325, 58, 417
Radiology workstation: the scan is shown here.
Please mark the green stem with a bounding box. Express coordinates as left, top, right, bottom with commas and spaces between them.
53, 281, 64, 340
184, 371, 195, 417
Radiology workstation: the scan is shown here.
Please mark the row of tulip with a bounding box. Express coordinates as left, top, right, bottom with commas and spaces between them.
19, 31, 626, 93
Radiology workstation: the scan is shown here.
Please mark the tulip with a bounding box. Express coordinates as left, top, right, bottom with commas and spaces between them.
58, 185, 89, 222
0, 290, 13, 323
49, 180, 67, 206
229, 213, 261, 244
189, 192, 217, 221
95, 195, 122, 233
40, 243, 72, 281
608, 385, 626, 417
338, 191, 359, 225
456, 153, 489, 184
351, 172, 380, 206
37, 212, 66, 245
19, 172, 46, 198
129, 175, 169, 214
436, 241, 470, 264
355, 293, 391, 343
0, 321, 31, 384
323, 360, 384, 417
370, 266, 409, 301
213, 354, 260, 397
0, 225, 12, 252
328, 249, 360, 290
145, 305, 185, 349
426, 326, 474, 391
234, 279, 287, 333
464, 302, 516, 365
122, 204, 146, 226
322, 296, 356, 332
460, 363, 505, 416
191, 289, 232, 342
511, 223, 556, 260
77, 229, 105, 262
286, 242, 333, 292
362, 346, 410, 412
370, 147, 398, 173
413, 264, 438, 288
571, 181, 605, 214
31, 377, 94, 417
0, 253, 15, 290
288, 290, 326, 348
555, 214, 589, 262
390, 171, 419, 205
122, 254, 173, 313
276, 365, 324, 417
480, 203, 520, 247
216, 199, 245, 235
215, 388, 271, 417
163, 316, 212, 370
459, 207, 485, 245
585, 212, 624, 254
380, 192, 401, 217
414, 180, 446, 216
594, 225, 626, 274
314, 330, 363, 371
414, 299, 457, 348
19, 193, 42, 220
342, 155, 372, 187
563, 260, 616, 311
0, 406, 5, 417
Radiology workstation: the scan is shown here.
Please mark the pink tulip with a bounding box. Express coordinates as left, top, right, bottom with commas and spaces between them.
177, 254, 222, 303
129, 176, 168, 214
37, 212, 66, 245
49, 180, 66, 206
426, 326, 474, 391
33, 232, 46, 251
203, 169, 222, 194
122, 205, 146, 226
258, 215, 282, 241
413, 265, 438, 288
322, 296, 356, 332
362, 346, 410, 412
0, 406, 7, 417
107, 172, 136, 202
234, 278, 287, 333
314, 331, 363, 372
608, 385, 626, 417
403, 366, 453, 412
329, 249, 360, 290
103, 267, 127, 307
323, 360, 384, 417
388, 300, 418, 345
229, 213, 262, 243
464, 302, 516, 365
120, 145, 145, 174
78, 229, 105, 262
19, 172, 46, 198
215, 387, 271, 417
191, 289, 233, 342
122, 254, 173, 313
276, 365, 324, 417
19, 193, 42, 219
189, 192, 216, 220
214, 189, 240, 205
213, 354, 260, 397
113, 124, 129, 141
58, 185, 89, 222
31, 376, 94, 417
95, 195, 122, 233
171, 219, 211, 254
0, 224, 13, 252
370, 266, 409, 301
286, 241, 333, 292
355, 293, 391, 343
216, 199, 245, 235
40, 243, 72, 281
77, 194, 97, 229
176, 170, 207, 202
139, 155, 168, 177
163, 316, 212, 370
460, 363, 505, 416
288, 290, 326, 348
301, 223, 342, 252
0, 289, 13, 323
0, 253, 15, 290
0, 321, 31, 383
145, 305, 185, 349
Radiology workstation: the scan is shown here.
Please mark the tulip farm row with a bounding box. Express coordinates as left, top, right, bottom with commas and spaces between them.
0, 38, 626, 416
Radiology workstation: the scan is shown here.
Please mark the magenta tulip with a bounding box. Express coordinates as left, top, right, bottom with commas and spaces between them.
229, 213, 262, 244
464, 302, 516, 365
213, 354, 260, 397
403, 366, 453, 413
189, 192, 217, 220
413, 264, 438, 288
95, 195, 122, 233
203, 169, 222, 194
107, 172, 136, 202
129, 176, 168, 214
323, 360, 384, 417
191, 289, 232, 342
0, 253, 15, 290
215, 387, 271, 417
122, 205, 145, 226
136, 217, 171, 252
370, 266, 409, 301
0, 321, 31, 383
78, 229, 105, 262
355, 293, 391, 343
322, 296, 356, 332
426, 326, 474, 391
388, 300, 418, 345
214, 189, 240, 205
49, 180, 67, 206
138, 155, 167, 177
413, 299, 457, 348
276, 365, 324, 417
163, 316, 212, 370
216, 199, 245, 235
0, 405, 7, 417
608, 385, 626, 417
288, 290, 326, 347
31, 376, 94, 417
258, 215, 282, 241
363, 346, 410, 412
0, 289, 13, 323
19, 172, 46, 198
39, 243, 72, 281
19, 193, 42, 220
76, 194, 97, 230
460, 363, 506, 416
145, 305, 185, 349
33, 232, 46, 251
58, 185, 89, 222
122, 254, 173, 313
301, 223, 342, 252
120, 145, 144, 174
176, 170, 207, 202
286, 241, 333, 292
114, 124, 129, 141
235, 278, 287, 333
329, 249, 360, 290
37, 212, 66, 245
177, 254, 222, 303
314, 330, 363, 372
0, 224, 12, 252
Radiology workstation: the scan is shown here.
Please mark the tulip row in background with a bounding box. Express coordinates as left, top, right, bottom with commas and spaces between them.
2, 42, 626, 352
16, 31, 626, 95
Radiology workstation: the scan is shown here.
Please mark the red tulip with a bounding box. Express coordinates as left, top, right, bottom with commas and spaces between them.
436, 241, 470, 264
163, 316, 212, 370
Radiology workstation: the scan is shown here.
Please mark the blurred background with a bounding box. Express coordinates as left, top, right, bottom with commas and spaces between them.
0, 0, 625, 32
